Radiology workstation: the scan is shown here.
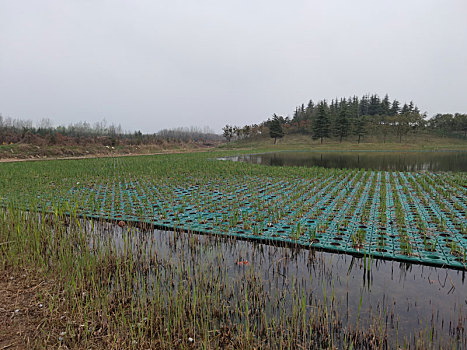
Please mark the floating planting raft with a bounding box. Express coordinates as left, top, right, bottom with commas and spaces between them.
3, 162, 467, 269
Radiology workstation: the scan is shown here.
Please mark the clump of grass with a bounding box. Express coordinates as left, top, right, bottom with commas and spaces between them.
352, 229, 366, 249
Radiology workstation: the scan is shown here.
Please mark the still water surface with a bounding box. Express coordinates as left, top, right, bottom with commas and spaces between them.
98, 222, 466, 348
221, 151, 467, 172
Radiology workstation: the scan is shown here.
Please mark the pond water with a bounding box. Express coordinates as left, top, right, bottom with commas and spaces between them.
93, 221, 467, 349
220, 151, 467, 172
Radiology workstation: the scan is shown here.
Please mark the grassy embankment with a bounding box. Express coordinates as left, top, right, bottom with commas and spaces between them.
0, 141, 214, 161
219, 133, 467, 151
0, 133, 466, 161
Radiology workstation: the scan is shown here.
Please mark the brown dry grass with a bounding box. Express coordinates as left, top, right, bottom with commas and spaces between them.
0, 145, 214, 163
0, 142, 217, 162
0, 267, 52, 349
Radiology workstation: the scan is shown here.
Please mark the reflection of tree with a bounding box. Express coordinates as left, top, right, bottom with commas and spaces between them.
270, 154, 284, 166
237, 151, 467, 172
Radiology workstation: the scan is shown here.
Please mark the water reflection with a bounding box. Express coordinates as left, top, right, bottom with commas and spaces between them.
221, 151, 467, 172
92, 220, 467, 348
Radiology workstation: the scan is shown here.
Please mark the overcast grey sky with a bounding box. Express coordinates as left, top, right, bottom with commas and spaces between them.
1, 1, 466, 133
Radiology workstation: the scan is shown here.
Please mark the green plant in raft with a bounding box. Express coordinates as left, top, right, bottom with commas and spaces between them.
351, 228, 366, 248
448, 240, 463, 257
423, 235, 435, 252
229, 210, 239, 227
252, 223, 261, 236
309, 226, 317, 241
291, 222, 302, 240
242, 217, 251, 230
377, 231, 386, 250
336, 223, 343, 236
399, 233, 413, 256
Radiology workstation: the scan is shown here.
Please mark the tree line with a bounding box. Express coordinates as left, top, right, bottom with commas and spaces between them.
223, 94, 467, 143
0, 115, 221, 146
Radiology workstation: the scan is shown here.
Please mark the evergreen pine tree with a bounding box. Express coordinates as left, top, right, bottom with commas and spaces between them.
354, 116, 366, 144
390, 100, 400, 116
269, 114, 284, 144
312, 101, 330, 144
368, 94, 381, 116
348, 96, 360, 134
306, 100, 314, 116
359, 95, 370, 116
334, 99, 350, 142
381, 94, 391, 115
401, 103, 410, 114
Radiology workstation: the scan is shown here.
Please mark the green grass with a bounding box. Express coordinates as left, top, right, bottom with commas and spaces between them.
219, 133, 467, 151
